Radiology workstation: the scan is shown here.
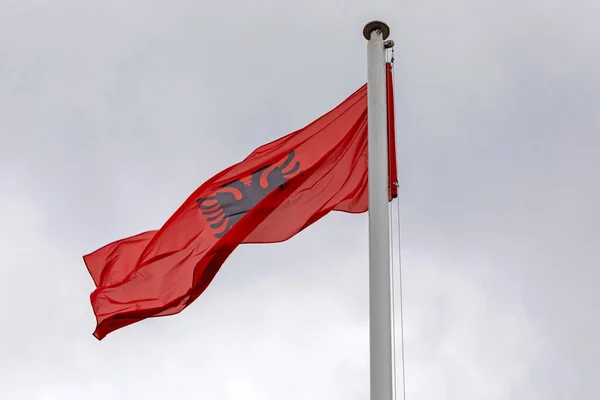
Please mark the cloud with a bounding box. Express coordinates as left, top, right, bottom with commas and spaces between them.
1, 0, 598, 398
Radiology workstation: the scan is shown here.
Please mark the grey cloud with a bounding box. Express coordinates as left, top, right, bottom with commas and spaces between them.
1, 0, 598, 398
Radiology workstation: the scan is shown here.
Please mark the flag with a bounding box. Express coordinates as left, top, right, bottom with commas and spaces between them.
84, 65, 398, 340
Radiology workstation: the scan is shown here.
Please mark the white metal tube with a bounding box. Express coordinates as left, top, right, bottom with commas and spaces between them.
365, 21, 393, 400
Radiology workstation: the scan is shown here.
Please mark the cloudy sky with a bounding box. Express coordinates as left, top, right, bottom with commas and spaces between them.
1, 0, 598, 399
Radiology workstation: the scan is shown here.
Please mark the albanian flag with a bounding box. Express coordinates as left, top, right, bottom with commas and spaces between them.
84, 65, 398, 340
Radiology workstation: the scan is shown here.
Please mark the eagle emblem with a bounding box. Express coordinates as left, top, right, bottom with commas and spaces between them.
196, 151, 301, 238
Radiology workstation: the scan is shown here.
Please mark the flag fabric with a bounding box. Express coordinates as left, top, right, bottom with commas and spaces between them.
84, 65, 398, 340
387, 62, 398, 198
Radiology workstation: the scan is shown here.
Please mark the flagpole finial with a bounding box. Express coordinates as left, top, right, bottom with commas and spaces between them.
363, 20, 390, 40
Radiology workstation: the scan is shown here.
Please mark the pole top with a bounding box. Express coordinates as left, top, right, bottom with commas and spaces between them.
363, 21, 390, 40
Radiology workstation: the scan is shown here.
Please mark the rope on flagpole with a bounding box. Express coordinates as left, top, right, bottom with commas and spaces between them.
387, 46, 407, 400
387, 46, 398, 400
389, 178, 398, 398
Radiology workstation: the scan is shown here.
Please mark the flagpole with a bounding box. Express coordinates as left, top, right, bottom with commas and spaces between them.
364, 21, 393, 400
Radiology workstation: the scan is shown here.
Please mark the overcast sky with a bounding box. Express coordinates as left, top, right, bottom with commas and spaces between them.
1, 0, 599, 399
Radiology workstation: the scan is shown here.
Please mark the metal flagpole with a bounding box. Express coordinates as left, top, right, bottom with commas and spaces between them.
363, 21, 393, 400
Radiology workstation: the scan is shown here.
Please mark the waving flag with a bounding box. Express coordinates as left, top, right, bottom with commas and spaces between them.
84, 65, 397, 340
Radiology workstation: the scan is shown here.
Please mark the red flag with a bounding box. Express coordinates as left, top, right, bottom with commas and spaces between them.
387, 62, 398, 198
84, 67, 398, 340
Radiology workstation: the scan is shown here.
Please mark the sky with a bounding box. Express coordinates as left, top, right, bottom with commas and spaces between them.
1, 0, 599, 399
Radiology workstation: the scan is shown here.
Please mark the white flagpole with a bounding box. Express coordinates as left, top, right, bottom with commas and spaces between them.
364, 21, 393, 400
